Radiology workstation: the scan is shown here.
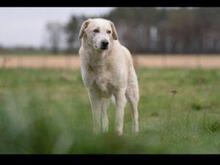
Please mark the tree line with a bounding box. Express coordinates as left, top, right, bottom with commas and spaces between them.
3, 7, 219, 55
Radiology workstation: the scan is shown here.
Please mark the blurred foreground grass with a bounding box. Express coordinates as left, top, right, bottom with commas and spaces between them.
0, 68, 220, 154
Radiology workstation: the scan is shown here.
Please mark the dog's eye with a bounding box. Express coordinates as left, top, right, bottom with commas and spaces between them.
93, 29, 99, 33
107, 30, 111, 34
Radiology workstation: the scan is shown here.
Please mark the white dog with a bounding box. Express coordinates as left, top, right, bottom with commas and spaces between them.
78, 18, 139, 135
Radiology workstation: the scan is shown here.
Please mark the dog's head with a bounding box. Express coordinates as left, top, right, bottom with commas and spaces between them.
79, 18, 118, 51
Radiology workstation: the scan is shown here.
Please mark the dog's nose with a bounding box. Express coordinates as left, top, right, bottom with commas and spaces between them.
101, 40, 109, 49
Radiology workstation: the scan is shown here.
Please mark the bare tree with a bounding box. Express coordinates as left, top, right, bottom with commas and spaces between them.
46, 22, 64, 54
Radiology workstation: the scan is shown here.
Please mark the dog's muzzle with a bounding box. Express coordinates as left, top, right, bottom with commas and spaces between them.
100, 40, 109, 50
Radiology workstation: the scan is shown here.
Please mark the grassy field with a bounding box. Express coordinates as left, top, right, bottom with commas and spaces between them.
0, 68, 220, 154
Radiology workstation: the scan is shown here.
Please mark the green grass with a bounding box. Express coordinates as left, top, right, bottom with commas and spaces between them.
0, 68, 220, 154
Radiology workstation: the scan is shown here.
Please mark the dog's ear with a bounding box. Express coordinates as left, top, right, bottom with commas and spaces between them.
110, 21, 118, 40
78, 19, 91, 40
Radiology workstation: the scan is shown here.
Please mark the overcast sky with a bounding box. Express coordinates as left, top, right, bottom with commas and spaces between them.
0, 7, 113, 48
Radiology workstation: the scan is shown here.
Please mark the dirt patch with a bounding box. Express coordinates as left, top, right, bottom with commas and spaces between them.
1, 54, 220, 69
134, 54, 220, 69
0, 55, 80, 69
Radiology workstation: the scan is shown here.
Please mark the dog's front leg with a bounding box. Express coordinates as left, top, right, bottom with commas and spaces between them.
114, 88, 127, 136
101, 98, 110, 133
87, 89, 102, 134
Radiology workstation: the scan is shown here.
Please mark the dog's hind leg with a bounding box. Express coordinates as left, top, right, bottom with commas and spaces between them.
126, 84, 139, 134
114, 88, 127, 136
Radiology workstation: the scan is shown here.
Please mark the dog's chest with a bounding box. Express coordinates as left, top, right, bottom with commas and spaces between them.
87, 64, 115, 94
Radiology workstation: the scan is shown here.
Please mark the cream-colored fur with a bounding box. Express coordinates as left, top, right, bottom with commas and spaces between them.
78, 18, 139, 135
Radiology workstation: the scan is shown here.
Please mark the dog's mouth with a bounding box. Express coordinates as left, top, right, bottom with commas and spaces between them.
100, 45, 108, 50
94, 45, 108, 51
